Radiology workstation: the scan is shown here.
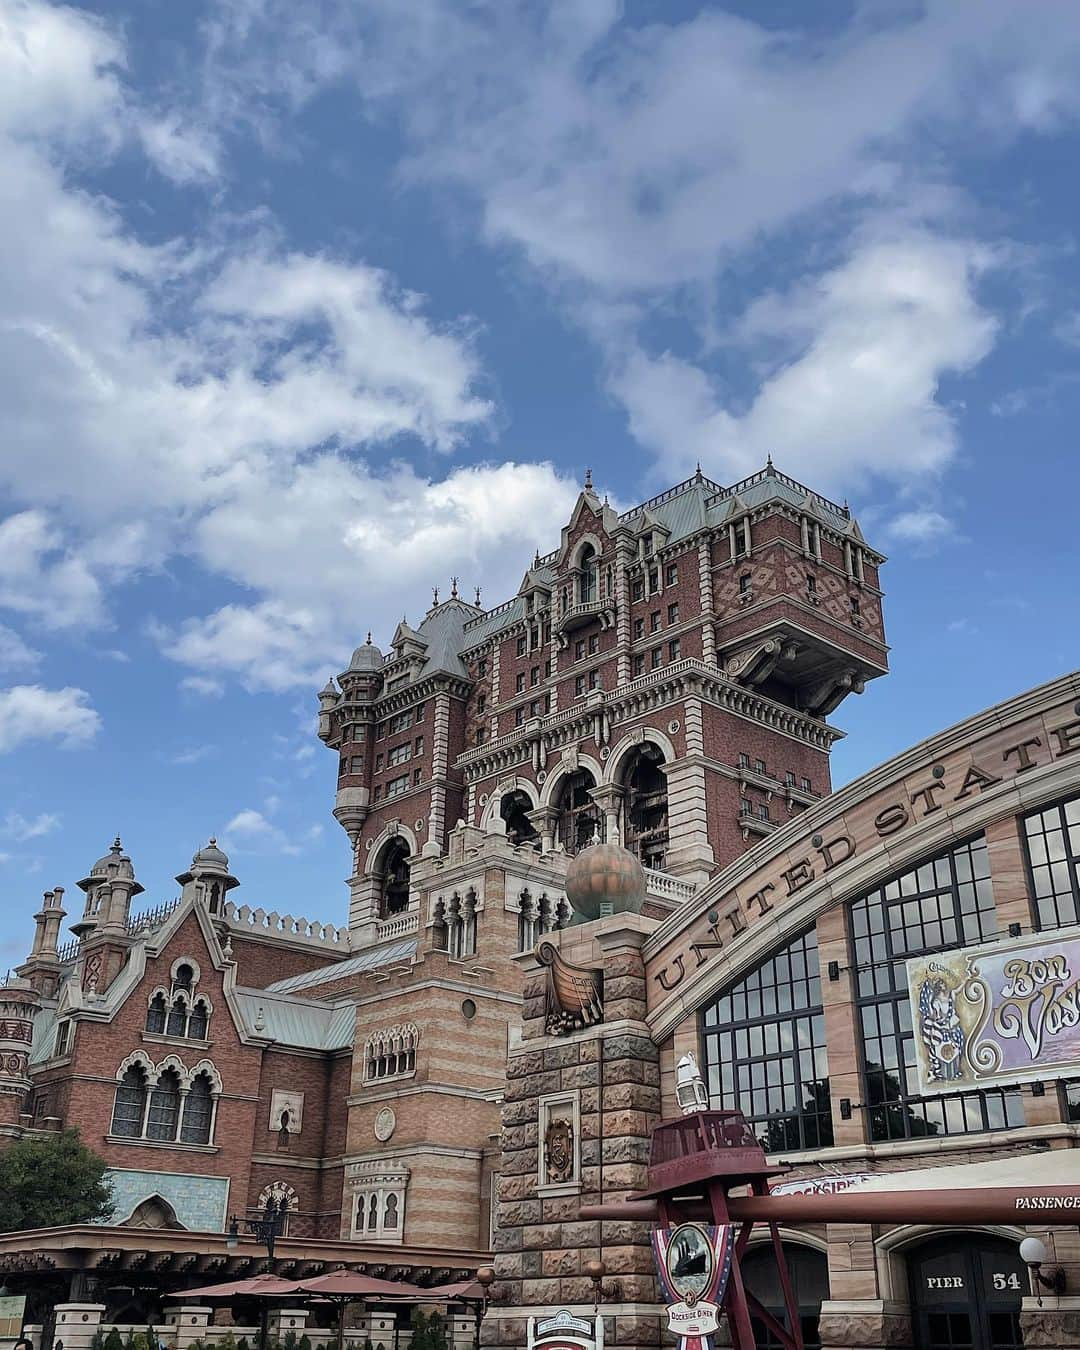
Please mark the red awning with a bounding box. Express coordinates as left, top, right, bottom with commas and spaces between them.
293, 1270, 426, 1300
417, 1280, 486, 1302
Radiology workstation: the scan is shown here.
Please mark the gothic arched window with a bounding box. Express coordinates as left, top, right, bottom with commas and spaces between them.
577, 544, 598, 604
146, 993, 167, 1035
167, 996, 189, 1038
111, 1064, 148, 1137
556, 768, 601, 854
501, 790, 539, 847
622, 743, 669, 870
188, 998, 210, 1040
146, 1068, 182, 1142
379, 838, 411, 918
180, 1072, 215, 1145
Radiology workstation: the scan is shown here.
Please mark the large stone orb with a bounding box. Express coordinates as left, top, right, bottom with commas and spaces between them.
565, 842, 646, 922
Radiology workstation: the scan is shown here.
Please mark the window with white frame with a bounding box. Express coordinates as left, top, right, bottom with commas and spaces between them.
364, 1023, 419, 1082
146, 988, 211, 1040
387, 741, 411, 767
348, 1161, 409, 1244
386, 773, 410, 799
109, 1054, 221, 1146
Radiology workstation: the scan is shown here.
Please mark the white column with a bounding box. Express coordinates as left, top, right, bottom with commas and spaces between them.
697, 535, 716, 666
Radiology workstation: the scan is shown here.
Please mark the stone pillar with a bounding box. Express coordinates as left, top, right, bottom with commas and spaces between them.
697, 537, 717, 667
1020, 1296, 1080, 1348
528, 807, 561, 856
487, 917, 664, 1350
590, 786, 626, 850
662, 742, 715, 887
268, 1309, 310, 1340
816, 908, 866, 1149
164, 1307, 213, 1350
817, 1299, 912, 1350
51, 1305, 106, 1350
431, 691, 452, 849
986, 814, 1036, 936
614, 539, 633, 687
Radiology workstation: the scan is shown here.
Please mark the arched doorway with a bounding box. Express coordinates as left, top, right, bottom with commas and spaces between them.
556, 768, 601, 854
742, 1242, 828, 1350
621, 742, 669, 869
378, 837, 411, 917
908, 1235, 1024, 1350
501, 789, 539, 847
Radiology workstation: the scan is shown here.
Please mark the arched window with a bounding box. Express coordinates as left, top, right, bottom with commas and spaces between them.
167, 996, 189, 1038
180, 1072, 215, 1145
518, 889, 570, 952
701, 929, 832, 1152
622, 743, 669, 869
364, 1024, 419, 1082
146, 1068, 182, 1142
173, 963, 195, 993
379, 838, 411, 918
188, 998, 210, 1040
742, 1243, 829, 1350
384, 1193, 399, 1230
367, 1194, 378, 1231
111, 1064, 148, 1137
577, 544, 598, 604
501, 790, 539, 847
146, 993, 167, 1035
556, 769, 601, 854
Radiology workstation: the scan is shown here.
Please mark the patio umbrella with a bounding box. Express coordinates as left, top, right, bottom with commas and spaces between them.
169, 1273, 303, 1299
416, 1279, 486, 1302
292, 1270, 427, 1350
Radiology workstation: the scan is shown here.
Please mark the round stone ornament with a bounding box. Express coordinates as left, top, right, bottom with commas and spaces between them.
564, 841, 646, 922
374, 1106, 396, 1142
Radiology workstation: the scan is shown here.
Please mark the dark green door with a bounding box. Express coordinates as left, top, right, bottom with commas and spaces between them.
909, 1236, 1024, 1350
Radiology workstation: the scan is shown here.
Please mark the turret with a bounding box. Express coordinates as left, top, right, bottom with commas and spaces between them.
0, 977, 40, 1132
322, 634, 385, 846
176, 838, 239, 915
71, 837, 144, 939
16, 885, 67, 998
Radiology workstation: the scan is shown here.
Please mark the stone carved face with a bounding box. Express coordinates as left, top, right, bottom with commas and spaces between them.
544, 1117, 574, 1183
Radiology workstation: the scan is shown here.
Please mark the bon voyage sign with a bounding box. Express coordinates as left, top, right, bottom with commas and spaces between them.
908, 930, 1080, 1094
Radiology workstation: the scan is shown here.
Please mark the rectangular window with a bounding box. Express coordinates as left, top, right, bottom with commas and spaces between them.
531, 666, 540, 686
477, 659, 487, 677
374, 784, 382, 802
529, 700, 540, 718
339, 755, 348, 778
668, 602, 679, 624
756, 803, 770, 821
739, 573, 751, 595
414, 702, 425, 721
588, 670, 600, 691
754, 758, 766, 775
476, 694, 486, 714
350, 756, 363, 774
544, 693, 552, 713
650, 611, 661, 633
634, 618, 645, 640
1022, 794, 1080, 929
414, 736, 424, 755
739, 798, 752, 816
475, 728, 486, 745
632, 654, 645, 677
850, 833, 1021, 1142
54, 1021, 71, 1057
800, 776, 812, 792
515, 707, 525, 727
376, 723, 385, 740
387, 774, 410, 798
668, 638, 681, 661
648, 568, 659, 593
531, 627, 541, 650
575, 638, 585, 660
666, 564, 678, 585
389, 710, 412, 734
413, 768, 423, 786
375, 753, 383, 772
545, 658, 552, 676
575, 675, 585, 697
516, 636, 527, 656
851, 595, 861, 615
632, 577, 645, 602
651, 647, 662, 670
738, 752, 750, 769
388, 742, 411, 766
784, 771, 796, 787
806, 574, 817, 594
588, 634, 599, 654
516, 672, 526, 693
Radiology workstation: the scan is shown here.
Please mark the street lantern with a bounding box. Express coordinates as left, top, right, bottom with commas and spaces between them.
674, 1052, 709, 1115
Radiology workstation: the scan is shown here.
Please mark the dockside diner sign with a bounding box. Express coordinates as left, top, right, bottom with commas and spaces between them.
908, 930, 1080, 1094
645, 694, 1080, 1020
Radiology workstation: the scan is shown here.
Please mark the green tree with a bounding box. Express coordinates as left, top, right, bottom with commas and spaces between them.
409, 1311, 449, 1350
0, 1129, 113, 1231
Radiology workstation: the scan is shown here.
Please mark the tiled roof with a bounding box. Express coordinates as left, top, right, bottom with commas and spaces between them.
233, 988, 357, 1050
263, 938, 416, 993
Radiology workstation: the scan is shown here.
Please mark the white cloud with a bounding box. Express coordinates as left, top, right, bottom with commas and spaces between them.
0, 623, 40, 671
0, 684, 101, 752
886, 508, 955, 550
179, 675, 225, 699
3, 810, 60, 840
170, 745, 216, 766
221, 806, 306, 855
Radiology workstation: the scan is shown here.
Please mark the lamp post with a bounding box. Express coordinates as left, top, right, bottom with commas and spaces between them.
473, 1267, 495, 1350
1019, 1236, 1066, 1305
226, 1199, 287, 1350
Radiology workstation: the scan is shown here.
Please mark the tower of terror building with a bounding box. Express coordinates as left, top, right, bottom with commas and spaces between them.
4, 461, 886, 1287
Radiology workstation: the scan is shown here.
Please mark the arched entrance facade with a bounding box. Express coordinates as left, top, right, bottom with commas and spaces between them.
742, 1242, 829, 1350
907, 1234, 1025, 1350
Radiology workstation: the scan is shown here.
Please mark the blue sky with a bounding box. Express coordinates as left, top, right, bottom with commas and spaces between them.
1, 0, 1078, 968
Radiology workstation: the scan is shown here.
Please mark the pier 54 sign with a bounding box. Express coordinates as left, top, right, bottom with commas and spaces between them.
908, 931, 1080, 1093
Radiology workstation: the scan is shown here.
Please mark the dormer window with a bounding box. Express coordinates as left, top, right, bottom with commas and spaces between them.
578, 544, 598, 604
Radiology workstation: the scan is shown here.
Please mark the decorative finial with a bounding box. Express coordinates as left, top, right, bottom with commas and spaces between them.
366, 631, 372, 645
534, 548, 541, 566
584, 467, 593, 490
450, 576, 459, 599
695, 461, 703, 480
474, 586, 482, 606
766, 453, 774, 469
433, 586, 439, 605
112, 835, 122, 853
209, 836, 217, 847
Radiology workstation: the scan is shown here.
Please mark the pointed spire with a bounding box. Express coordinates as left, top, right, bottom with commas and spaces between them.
474, 586, 482, 606
450, 576, 459, 600
534, 548, 541, 566
695, 461, 703, 481
432, 585, 439, 606
766, 453, 774, 470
